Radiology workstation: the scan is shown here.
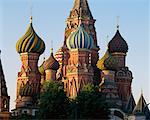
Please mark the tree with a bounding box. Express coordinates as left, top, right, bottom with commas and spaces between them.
75, 84, 109, 119
38, 80, 69, 119
38, 81, 109, 119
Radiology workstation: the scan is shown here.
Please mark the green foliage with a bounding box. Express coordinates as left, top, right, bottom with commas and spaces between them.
75, 84, 109, 119
38, 82, 109, 119
93, 67, 101, 86
38, 80, 69, 119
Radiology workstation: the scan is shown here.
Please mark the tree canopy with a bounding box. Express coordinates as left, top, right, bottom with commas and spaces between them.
75, 84, 109, 119
38, 80, 69, 119
38, 81, 109, 119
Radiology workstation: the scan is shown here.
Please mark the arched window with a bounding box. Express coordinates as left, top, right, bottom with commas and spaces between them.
3, 99, 7, 109
116, 70, 125, 77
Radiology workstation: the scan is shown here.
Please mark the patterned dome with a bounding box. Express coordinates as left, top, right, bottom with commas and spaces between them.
38, 61, 45, 75
16, 19, 45, 54
54, 47, 64, 65
97, 50, 109, 70
104, 55, 118, 70
66, 25, 93, 50
108, 30, 128, 53
43, 51, 60, 71
97, 50, 118, 70
19, 81, 33, 97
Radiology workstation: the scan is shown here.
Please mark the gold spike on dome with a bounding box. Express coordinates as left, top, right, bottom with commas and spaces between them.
30, 16, 33, 23
16, 17, 45, 55
116, 16, 120, 30
50, 48, 53, 53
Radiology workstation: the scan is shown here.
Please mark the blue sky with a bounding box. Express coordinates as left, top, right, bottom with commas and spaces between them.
0, 0, 149, 109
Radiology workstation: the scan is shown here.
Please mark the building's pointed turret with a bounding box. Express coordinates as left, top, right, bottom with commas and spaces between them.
71, 0, 93, 19
63, 0, 99, 69
60, 1, 100, 94
0, 51, 10, 119
133, 93, 150, 119
108, 29, 128, 54
44, 49, 59, 71
63, 25, 94, 97
43, 48, 60, 81
14, 17, 45, 116
125, 93, 136, 113
65, 0, 98, 47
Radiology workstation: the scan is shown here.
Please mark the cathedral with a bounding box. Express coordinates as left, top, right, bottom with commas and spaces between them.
0, 0, 149, 119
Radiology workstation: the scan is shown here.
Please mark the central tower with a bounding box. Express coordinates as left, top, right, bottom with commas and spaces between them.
64, 0, 99, 67
63, 25, 94, 97
57, 0, 100, 97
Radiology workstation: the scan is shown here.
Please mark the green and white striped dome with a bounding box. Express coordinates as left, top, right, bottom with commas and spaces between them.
66, 25, 93, 50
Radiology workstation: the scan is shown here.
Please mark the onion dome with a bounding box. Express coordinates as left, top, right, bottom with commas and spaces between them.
38, 61, 45, 75
104, 55, 118, 70
16, 17, 45, 55
97, 50, 118, 70
97, 50, 109, 70
43, 50, 60, 71
66, 25, 93, 50
54, 47, 64, 65
19, 81, 33, 97
108, 30, 128, 53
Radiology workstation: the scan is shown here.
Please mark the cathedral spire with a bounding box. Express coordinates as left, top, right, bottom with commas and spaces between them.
133, 93, 150, 118
0, 51, 10, 114
125, 93, 136, 113
71, 0, 93, 19
0, 51, 8, 97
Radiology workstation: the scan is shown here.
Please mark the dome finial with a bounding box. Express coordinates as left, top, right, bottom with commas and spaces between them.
30, 16, 33, 23
16, 15, 45, 54
51, 48, 53, 53
50, 37, 53, 53
116, 16, 120, 30
141, 88, 143, 96
29, 0, 33, 23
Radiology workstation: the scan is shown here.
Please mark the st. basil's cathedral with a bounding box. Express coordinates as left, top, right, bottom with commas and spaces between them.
0, 0, 150, 119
